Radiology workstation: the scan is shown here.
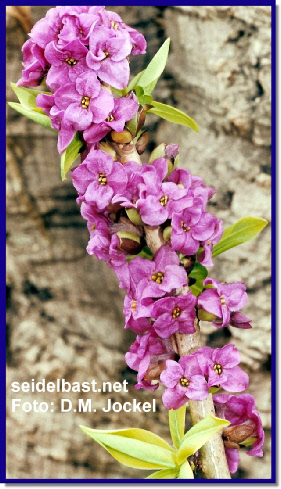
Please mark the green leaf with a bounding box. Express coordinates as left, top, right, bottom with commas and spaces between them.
8, 102, 56, 131
134, 86, 153, 106
60, 132, 83, 181
148, 101, 199, 133
80, 426, 177, 470
212, 217, 268, 258
10, 83, 51, 110
135, 38, 170, 91
178, 461, 194, 479
176, 415, 230, 465
146, 468, 179, 479
127, 70, 145, 92
169, 405, 186, 449
188, 262, 208, 297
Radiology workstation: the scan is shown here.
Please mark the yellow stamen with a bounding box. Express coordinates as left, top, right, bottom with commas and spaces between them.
213, 364, 223, 375
98, 173, 107, 185
180, 377, 190, 387
65, 57, 77, 66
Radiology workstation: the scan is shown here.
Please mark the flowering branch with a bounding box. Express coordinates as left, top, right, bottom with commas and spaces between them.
9, 5, 267, 480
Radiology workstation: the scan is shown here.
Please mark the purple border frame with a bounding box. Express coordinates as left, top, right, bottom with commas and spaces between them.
3, 0, 276, 483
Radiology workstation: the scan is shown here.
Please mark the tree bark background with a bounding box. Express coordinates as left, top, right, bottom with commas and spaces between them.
6, 6, 271, 480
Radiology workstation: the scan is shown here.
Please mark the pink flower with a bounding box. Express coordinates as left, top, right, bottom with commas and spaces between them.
128, 244, 187, 300
214, 393, 265, 473
198, 278, 248, 328
196, 344, 249, 392
160, 355, 209, 409
71, 149, 127, 210
151, 294, 197, 338
125, 331, 175, 391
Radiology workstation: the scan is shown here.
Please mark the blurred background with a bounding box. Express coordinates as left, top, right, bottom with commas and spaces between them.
6, 6, 271, 480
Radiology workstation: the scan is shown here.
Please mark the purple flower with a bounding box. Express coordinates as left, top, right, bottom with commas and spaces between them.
54, 74, 114, 132
198, 278, 248, 328
197, 218, 223, 268
167, 167, 192, 191
171, 207, 218, 256
71, 149, 127, 210
125, 330, 175, 391
98, 9, 146, 55
151, 294, 197, 338
196, 344, 249, 392
160, 355, 209, 409
128, 244, 187, 300
112, 161, 144, 208
87, 26, 131, 89
84, 95, 138, 144
17, 40, 48, 87
45, 39, 88, 92
214, 393, 265, 473
124, 284, 154, 333
229, 311, 252, 329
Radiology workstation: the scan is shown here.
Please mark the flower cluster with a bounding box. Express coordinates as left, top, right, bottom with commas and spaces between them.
18, 6, 145, 154
159, 344, 249, 410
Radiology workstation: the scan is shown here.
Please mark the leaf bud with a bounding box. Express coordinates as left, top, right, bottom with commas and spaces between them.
148, 143, 166, 163
163, 225, 172, 242
116, 231, 142, 255
198, 309, 218, 322
125, 208, 145, 227
136, 131, 149, 155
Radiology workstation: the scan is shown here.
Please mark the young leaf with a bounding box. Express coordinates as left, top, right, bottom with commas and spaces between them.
80, 426, 177, 470
10, 82, 51, 110
148, 101, 199, 133
212, 216, 268, 258
176, 415, 230, 465
136, 38, 170, 90
127, 69, 145, 92
146, 468, 179, 479
8, 102, 56, 131
178, 461, 194, 479
60, 132, 83, 181
188, 262, 208, 297
169, 405, 186, 449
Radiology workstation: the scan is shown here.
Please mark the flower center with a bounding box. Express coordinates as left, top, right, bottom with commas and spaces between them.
104, 50, 109, 58
65, 57, 77, 66
110, 20, 119, 29
98, 173, 107, 185
131, 300, 137, 311
220, 295, 226, 306
81, 96, 90, 109
106, 114, 115, 122
180, 377, 190, 387
159, 195, 168, 207
172, 306, 181, 318
181, 221, 190, 232
151, 272, 164, 284
213, 364, 223, 375
91, 224, 96, 231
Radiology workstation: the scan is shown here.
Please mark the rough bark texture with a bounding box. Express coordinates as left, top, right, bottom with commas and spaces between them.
6, 6, 271, 480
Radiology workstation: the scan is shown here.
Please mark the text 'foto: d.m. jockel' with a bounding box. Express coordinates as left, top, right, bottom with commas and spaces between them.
9, 5, 268, 480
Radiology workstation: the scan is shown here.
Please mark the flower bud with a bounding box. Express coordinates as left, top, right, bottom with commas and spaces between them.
148, 143, 166, 163
116, 231, 142, 255
163, 225, 172, 242
198, 308, 218, 322
137, 107, 147, 133
125, 208, 145, 226
143, 360, 167, 381
223, 424, 255, 444
136, 131, 149, 155
110, 129, 133, 144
